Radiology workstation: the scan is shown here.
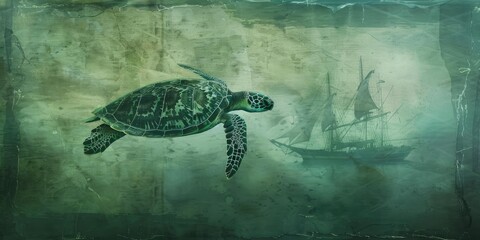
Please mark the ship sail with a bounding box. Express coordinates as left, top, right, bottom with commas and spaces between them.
321, 93, 336, 132
354, 69, 378, 119
278, 73, 336, 145
277, 96, 321, 145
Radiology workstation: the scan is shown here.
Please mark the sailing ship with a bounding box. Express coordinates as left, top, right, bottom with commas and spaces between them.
271, 58, 413, 165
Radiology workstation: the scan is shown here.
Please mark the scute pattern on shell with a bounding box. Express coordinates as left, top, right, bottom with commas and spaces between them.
93, 79, 230, 137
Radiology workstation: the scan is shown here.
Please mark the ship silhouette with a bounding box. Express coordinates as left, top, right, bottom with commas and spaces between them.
271, 57, 413, 165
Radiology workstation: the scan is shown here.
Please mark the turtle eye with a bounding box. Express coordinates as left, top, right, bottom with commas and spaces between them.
247, 93, 274, 111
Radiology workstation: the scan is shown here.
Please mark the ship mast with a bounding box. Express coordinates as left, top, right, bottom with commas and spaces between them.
379, 80, 385, 147
327, 73, 334, 151
324, 58, 387, 150
359, 57, 369, 144
354, 57, 380, 148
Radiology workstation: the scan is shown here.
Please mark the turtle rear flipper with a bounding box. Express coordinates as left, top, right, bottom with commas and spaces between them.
223, 114, 247, 179
83, 124, 126, 154
178, 64, 225, 85
84, 115, 100, 123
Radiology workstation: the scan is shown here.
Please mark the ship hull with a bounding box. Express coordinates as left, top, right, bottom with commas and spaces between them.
302, 145, 413, 165
271, 140, 413, 165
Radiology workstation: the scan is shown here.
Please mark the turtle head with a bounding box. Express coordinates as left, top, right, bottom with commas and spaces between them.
230, 91, 274, 112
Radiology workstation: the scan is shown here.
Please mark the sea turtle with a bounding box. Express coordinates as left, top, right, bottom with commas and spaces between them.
83, 64, 274, 178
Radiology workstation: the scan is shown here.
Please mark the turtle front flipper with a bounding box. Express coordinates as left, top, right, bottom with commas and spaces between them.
83, 124, 126, 154
223, 114, 247, 179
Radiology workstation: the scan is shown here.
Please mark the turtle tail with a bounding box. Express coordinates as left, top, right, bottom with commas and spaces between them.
83, 124, 126, 154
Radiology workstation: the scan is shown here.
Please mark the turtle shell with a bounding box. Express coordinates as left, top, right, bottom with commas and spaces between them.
93, 79, 231, 137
